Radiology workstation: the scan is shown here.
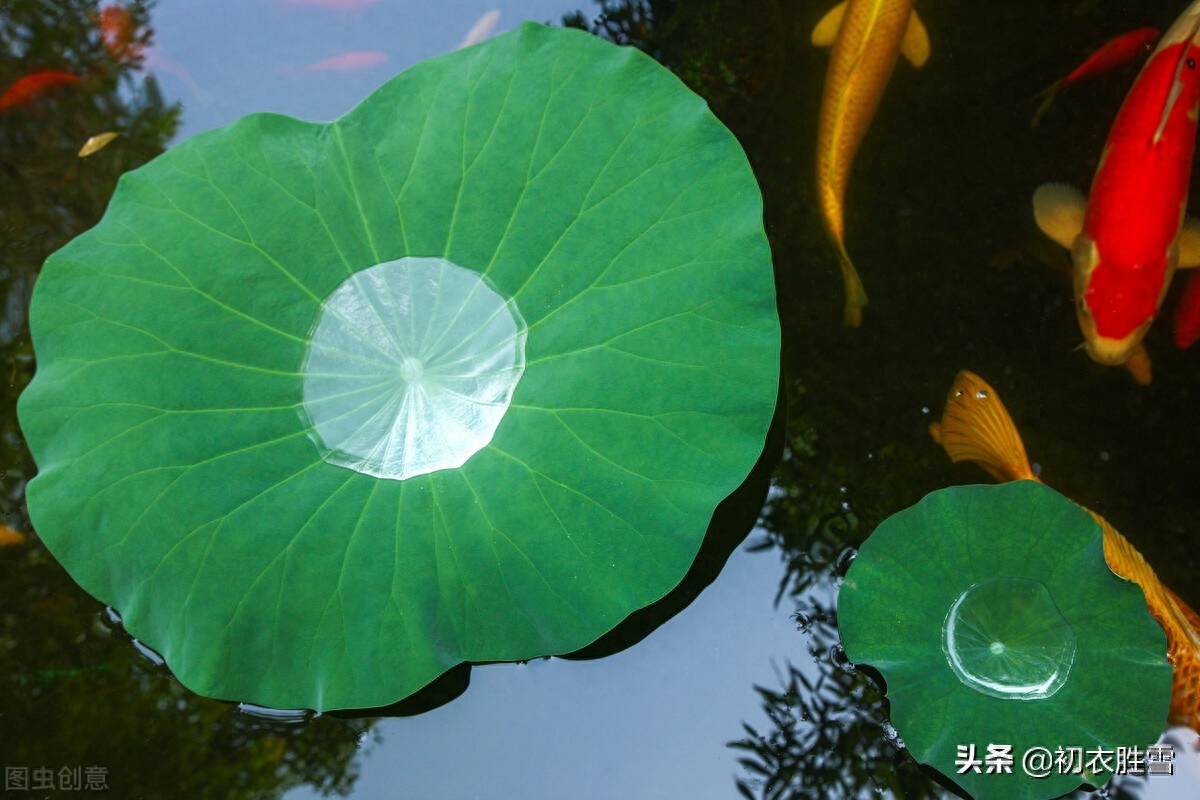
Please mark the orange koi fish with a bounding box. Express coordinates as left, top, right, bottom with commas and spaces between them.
1033, 2, 1200, 384
1031, 27, 1160, 128
99, 3, 143, 62
0, 524, 26, 547
929, 370, 1200, 731
812, 0, 930, 327
0, 71, 82, 111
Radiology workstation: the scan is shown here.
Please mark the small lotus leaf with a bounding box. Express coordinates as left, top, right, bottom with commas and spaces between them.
838, 481, 1172, 800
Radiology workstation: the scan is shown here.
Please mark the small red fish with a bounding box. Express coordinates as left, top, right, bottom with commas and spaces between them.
1032, 27, 1160, 126
0, 71, 82, 111
99, 3, 143, 62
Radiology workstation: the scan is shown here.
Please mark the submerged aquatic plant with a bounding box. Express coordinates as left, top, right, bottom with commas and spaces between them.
17, 22, 780, 711
837, 481, 1172, 800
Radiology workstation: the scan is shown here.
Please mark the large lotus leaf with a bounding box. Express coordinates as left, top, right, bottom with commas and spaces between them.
18, 22, 780, 711
838, 481, 1172, 800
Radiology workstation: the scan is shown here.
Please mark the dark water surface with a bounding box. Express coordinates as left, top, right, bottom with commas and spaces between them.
3, 1, 1200, 798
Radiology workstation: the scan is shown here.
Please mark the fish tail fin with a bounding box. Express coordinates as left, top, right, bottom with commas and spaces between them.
1100, 517, 1200, 730
1030, 82, 1060, 128
1123, 343, 1152, 385
1174, 269, 1200, 348
835, 240, 868, 327
928, 371, 1038, 482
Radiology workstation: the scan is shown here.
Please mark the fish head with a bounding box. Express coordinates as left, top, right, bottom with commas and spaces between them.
1070, 233, 1173, 366
1155, 0, 1200, 61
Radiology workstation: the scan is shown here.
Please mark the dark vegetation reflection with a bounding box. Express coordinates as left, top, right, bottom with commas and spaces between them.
573, 0, 1198, 798
1, 1, 368, 797
3, 0, 1197, 798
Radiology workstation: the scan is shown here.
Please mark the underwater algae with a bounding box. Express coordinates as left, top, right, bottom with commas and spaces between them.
17, 22, 780, 711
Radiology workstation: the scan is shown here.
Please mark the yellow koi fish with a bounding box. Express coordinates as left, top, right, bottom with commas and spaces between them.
929, 370, 1200, 731
813, 0, 929, 326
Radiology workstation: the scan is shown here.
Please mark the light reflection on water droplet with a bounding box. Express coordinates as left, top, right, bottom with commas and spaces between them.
299, 257, 526, 481
942, 577, 1075, 700
882, 720, 905, 751
236, 703, 318, 725
834, 547, 857, 576
131, 638, 166, 669
828, 643, 856, 675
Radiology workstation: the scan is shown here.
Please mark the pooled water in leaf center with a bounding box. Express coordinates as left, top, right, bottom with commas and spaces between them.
299, 257, 526, 480
942, 577, 1075, 700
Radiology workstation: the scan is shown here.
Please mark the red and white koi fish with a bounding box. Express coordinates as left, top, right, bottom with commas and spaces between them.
1032, 1, 1200, 384
1031, 26, 1160, 127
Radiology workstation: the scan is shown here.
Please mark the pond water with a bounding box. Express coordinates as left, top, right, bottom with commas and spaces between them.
3, 1, 1200, 798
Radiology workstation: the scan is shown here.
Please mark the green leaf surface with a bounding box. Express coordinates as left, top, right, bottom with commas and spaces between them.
838, 481, 1172, 800
18, 22, 779, 711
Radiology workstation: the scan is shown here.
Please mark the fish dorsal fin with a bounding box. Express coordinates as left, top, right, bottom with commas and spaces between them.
928, 371, 1037, 482
1100, 515, 1200, 728
1162, 583, 1200, 730
1123, 342, 1152, 385
903, 11, 930, 67
1177, 217, 1200, 268
811, 1, 846, 47
1032, 182, 1087, 250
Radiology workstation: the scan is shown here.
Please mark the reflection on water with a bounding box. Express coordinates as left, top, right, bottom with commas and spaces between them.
0, 1, 369, 796
941, 578, 1076, 702
4, 0, 1200, 798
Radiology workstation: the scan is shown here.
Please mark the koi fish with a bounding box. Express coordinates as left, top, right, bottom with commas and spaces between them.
78, 131, 121, 158
1174, 269, 1200, 348
0, 71, 82, 111
0, 524, 26, 547
283, 0, 380, 10
302, 50, 387, 73
1031, 27, 1160, 128
99, 3, 143, 62
458, 10, 501, 50
812, 0, 930, 326
929, 370, 1200, 731
1032, 1, 1200, 384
